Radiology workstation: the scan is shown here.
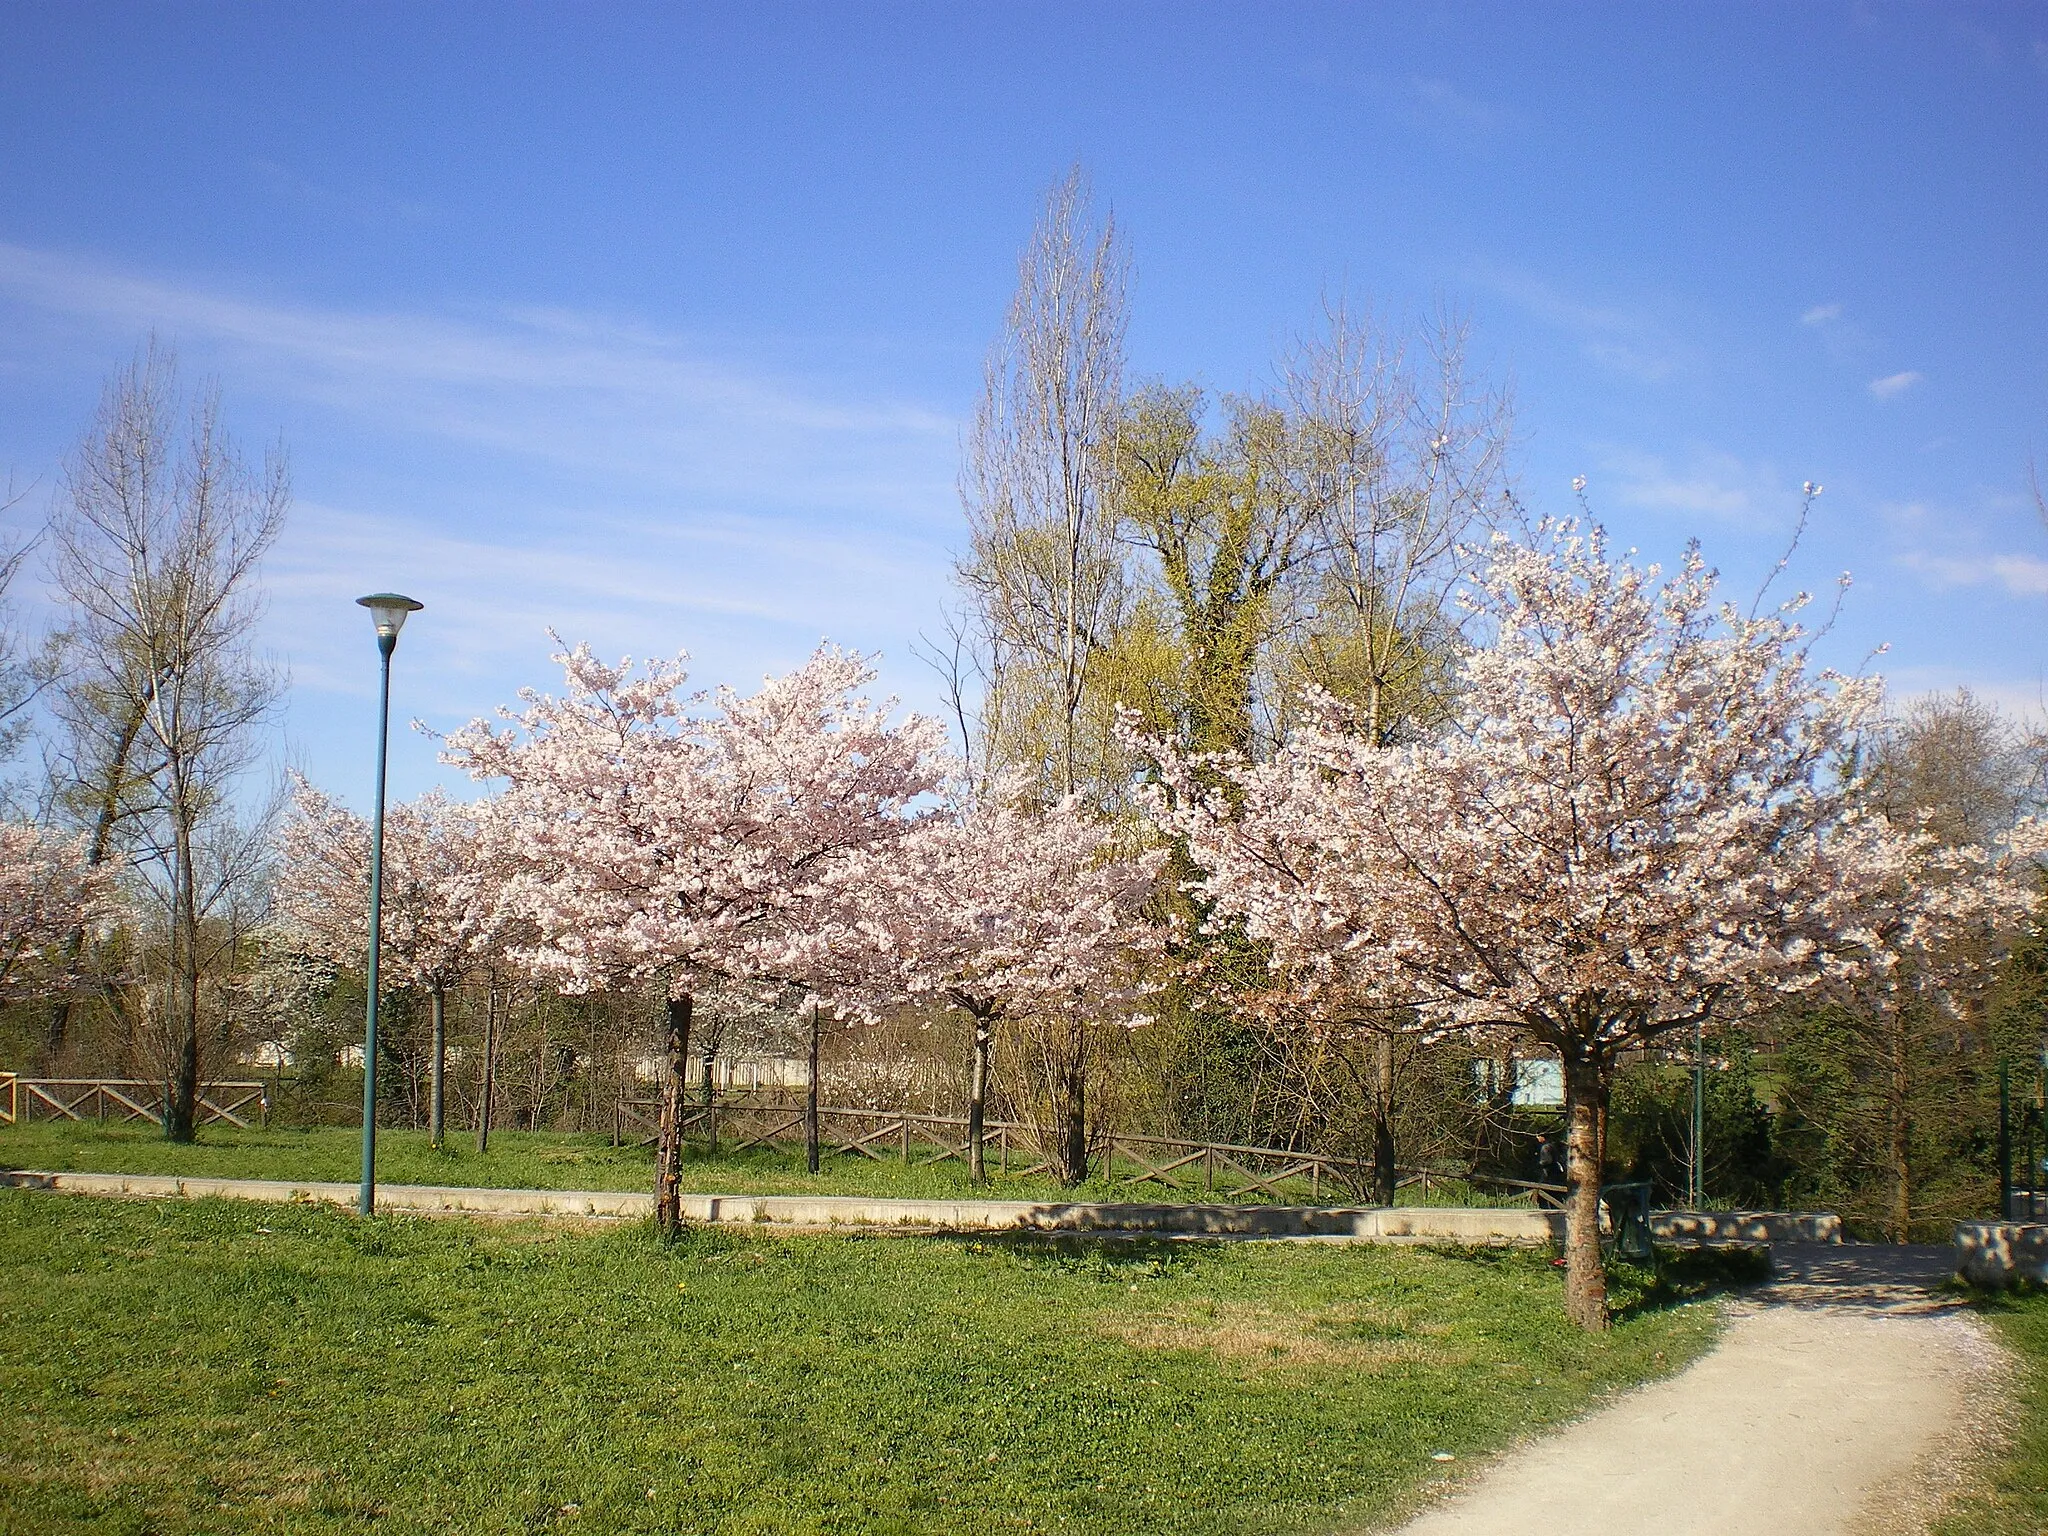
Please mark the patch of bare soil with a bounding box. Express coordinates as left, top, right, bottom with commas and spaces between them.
1099, 1298, 1465, 1373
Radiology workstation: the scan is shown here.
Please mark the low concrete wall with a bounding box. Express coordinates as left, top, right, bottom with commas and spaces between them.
1651, 1210, 1842, 1245
0, 1169, 1563, 1242
1955, 1222, 2048, 1286
0, 1170, 655, 1217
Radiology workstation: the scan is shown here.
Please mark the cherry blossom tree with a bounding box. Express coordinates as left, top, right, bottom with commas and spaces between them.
275, 779, 502, 1146
836, 778, 1165, 1182
1150, 522, 2042, 1328
0, 823, 117, 1002
1806, 808, 2048, 1240
442, 639, 948, 1233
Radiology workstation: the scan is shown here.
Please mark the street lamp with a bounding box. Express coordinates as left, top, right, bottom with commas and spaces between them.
357, 593, 423, 1217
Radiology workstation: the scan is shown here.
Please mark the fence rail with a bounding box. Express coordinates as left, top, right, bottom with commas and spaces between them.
0, 1074, 269, 1130
0, 1073, 1557, 1206
615, 1094, 1564, 1205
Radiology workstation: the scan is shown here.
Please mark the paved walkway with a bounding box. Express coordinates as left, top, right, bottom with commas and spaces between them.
1386, 1245, 2002, 1536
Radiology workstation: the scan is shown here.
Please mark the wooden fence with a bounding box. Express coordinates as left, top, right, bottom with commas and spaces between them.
615, 1095, 1565, 1205
0, 1074, 269, 1130
0, 1072, 1561, 1206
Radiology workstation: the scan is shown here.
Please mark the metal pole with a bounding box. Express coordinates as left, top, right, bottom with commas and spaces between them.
1690, 1020, 1705, 1209
1999, 1057, 2012, 1223
360, 632, 396, 1217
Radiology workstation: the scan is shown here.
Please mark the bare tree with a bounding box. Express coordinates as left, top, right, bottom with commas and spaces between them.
48, 344, 288, 1139
1285, 302, 1511, 746
958, 167, 1131, 800
0, 535, 53, 777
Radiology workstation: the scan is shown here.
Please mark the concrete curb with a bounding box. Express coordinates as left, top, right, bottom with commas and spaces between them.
0, 1169, 1572, 1242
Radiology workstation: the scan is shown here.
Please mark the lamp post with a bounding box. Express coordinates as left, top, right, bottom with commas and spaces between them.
1689, 1019, 1705, 1210
357, 593, 423, 1217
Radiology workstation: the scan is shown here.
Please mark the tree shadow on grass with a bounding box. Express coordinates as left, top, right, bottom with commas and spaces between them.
1606, 1244, 1773, 1321
933, 1231, 1223, 1280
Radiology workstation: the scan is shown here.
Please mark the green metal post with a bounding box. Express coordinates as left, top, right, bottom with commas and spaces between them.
360, 631, 396, 1217
1690, 1020, 1705, 1209
1999, 1057, 2012, 1223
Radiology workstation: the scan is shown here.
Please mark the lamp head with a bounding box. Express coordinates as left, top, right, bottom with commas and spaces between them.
357, 593, 424, 643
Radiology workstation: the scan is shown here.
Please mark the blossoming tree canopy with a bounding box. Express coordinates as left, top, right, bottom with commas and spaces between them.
843, 778, 1165, 1024
827, 775, 1166, 1179
439, 639, 952, 996
274, 777, 495, 994
0, 823, 116, 999
441, 638, 952, 1230
1150, 521, 2040, 1328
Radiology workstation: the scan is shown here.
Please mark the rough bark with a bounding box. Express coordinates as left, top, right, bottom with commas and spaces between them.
1562, 1044, 1611, 1331
474, 986, 498, 1155
1061, 1048, 1088, 1186
655, 994, 693, 1237
967, 1010, 993, 1183
1373, 1033, 1398, 1206
43, 700, 147, 1063
429, 984, 446, 1149
164, 807, 201, 1143
805, 999, 822, 1175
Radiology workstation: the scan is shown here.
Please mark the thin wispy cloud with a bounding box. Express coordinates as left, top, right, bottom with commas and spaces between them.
248, 157, 435, 226
0, 240, 957, 514
1801, 303, 1842, 326
1595, 446, 1794, 526
1408, 77, 1499, 131
1885, 665, 2048, 723
0, 240, 969, 802
1869, 370, 1924, 400
1466, 264, 1683, 382
1901, 549, 2048, 598
268, 500, 948, 710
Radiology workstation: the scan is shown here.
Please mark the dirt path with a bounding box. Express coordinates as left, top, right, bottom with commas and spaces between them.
1386, 1246, 2007, 1536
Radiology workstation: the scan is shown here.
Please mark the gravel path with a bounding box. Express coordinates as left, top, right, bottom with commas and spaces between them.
1386, 1245, 2005, 1536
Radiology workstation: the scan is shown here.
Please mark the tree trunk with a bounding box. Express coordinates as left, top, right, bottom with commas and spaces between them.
167, 1016, 200, 1143
1373, 1033, 1398, 1206
967, 1010, 993, 1184
1887, 1009, 1913, 1244
429, 984, 447, 1149
165, 807, 201, 1144
44, 702, 148, 1066
1561, 1044, 1611, 1331
474, 987, 498, 1155
805, 999, 822, 1175
655, 994, 693, 1237
1061, 1041, 1088, 1187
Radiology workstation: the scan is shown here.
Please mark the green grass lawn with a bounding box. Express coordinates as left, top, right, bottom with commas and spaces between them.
1937, 1289, 2048, 1535
0, 1121, 1535, 1208
0, 1190, 1720, 1535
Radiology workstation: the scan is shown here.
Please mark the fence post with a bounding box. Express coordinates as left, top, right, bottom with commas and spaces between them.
901, 1112, 911, 1165
1204, 1147, 1214, 1196
1310, 1161, 1321, 1204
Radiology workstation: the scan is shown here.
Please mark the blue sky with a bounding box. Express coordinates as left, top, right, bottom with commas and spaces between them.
0, 2, 2043, 808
